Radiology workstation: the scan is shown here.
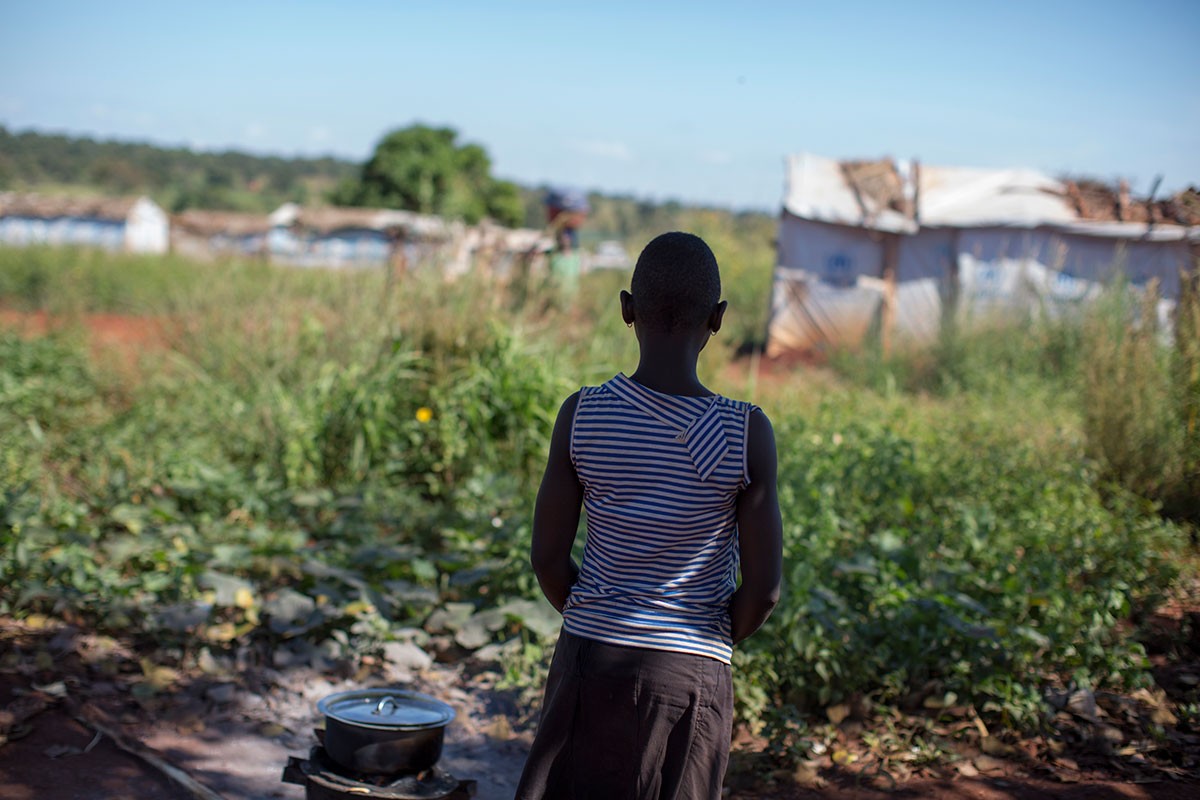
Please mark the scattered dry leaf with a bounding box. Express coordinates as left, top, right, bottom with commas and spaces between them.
258, 722, 287, 737
826, 704, 850, 725
980, 736, 1014, 756
486, 715, 511, 741
973, 754, 1006, 773
791, 759, 825, 788
139, 659, 178, 690
31, 681, 67, 698
923, 691, 957, 710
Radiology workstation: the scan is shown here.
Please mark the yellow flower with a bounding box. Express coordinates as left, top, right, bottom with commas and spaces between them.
415, 406, 433, 424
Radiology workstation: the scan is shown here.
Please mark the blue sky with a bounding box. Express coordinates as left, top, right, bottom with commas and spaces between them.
1, 0, 1197, 210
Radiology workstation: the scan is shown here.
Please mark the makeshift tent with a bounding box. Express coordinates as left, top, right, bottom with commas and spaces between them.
767, 154, 1200, 356
0, 192, 169, 254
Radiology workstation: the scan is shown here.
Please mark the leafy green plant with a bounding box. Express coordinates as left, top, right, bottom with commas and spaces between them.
738, 407, 1183, 736
0, 246, 1192, 755
1080, 280, 1199, 521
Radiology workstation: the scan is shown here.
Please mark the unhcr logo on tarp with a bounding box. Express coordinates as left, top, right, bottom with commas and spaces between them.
824, 253, 856, 288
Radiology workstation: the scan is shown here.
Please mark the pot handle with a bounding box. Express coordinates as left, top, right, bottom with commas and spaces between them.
372, 696, 398, 716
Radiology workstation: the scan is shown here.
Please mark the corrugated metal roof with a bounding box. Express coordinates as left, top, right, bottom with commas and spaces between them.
0, 192, 146, 222
783, 153, 1199, 239
916, 165, 1076, 227
783, 153, 911, 233
271, 205, 453, 239
174, 209, 271, 237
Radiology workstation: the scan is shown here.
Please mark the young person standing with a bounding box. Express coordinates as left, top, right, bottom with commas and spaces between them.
515, 232, 783, 799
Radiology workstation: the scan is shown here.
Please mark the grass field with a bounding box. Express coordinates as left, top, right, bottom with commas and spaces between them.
1, 245, 1197, 780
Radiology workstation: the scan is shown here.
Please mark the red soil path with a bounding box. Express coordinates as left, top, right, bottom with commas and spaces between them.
0, 308, 169, 350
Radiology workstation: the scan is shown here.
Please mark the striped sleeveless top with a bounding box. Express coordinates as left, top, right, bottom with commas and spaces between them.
562, 373, 755, 664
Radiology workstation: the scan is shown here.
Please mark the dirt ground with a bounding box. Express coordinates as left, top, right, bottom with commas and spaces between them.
3, 693, 1197, 800
4, 670, 1197, 800
0, 650, 529, 800
2, 619, 1197, 800
0, 308, 169, 351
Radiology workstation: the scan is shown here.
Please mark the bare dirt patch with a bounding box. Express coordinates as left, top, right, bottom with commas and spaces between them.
3, 616, 1197, 800
0, 673, 179, 800
0, 308, 169, 349
0, 307, 173, 380
0, 618, 531, 800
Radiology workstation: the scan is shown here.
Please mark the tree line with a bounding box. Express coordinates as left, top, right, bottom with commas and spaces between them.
0, 125, 356, 213
0, 124, 773, 250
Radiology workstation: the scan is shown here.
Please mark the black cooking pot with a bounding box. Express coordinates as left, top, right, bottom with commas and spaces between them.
316, 688, 456, 775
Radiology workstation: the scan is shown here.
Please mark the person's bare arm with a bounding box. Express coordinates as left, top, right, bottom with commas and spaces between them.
529, 392, 584, 613
730, 408, 783, 644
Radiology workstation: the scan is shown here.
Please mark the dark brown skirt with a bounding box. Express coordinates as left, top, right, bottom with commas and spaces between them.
514, 631, 733, 800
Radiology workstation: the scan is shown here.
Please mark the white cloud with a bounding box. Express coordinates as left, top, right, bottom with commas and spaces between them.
568, 139, 633, 161
245, 121, 267, 140
309, 125, 332, 145
90, 103, 110, 119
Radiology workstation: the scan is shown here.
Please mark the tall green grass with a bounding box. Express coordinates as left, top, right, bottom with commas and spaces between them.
0, 247, 1192, 746
0, 246, 209, 314
829, 279, 1200, 524
1079, 283, 1200, 521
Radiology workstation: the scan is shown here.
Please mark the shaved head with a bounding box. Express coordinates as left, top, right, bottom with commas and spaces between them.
630, 232, 722, 332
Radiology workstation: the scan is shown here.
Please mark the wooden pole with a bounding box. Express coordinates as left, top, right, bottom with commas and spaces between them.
382, 230, 406, 317
1145, 175, 1163, 225
71, 702, 228, 800
945, 230, 962, 334
881, 233, 899, 354
912, 159, 922, 227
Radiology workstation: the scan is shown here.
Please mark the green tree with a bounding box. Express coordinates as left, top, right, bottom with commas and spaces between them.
335, 125, 524, 227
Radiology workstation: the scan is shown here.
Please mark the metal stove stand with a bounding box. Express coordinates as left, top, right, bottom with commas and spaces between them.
282, 746, 476, 800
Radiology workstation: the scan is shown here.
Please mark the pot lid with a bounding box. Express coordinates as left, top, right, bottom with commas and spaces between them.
317, 689, 456, 731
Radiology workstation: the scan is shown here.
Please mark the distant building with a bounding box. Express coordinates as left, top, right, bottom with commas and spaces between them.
267, 203, 451, 269
267, 203, 553, 277
0, 193, 169, 254
172, 209, 271, 260
767, 153, 1200, 356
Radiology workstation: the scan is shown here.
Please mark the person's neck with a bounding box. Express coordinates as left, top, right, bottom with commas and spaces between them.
629, 336, 710, 397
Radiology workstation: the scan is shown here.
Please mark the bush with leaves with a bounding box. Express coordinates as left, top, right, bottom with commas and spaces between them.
735, 406, 1183, 735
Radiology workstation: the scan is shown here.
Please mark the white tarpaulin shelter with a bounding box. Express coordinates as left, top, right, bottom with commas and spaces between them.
767, 153, 1199, 356
265, 203, 552, 276
0, 193, 169, 254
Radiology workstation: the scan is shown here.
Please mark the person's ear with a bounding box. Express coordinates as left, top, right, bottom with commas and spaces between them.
709, 300, 728, 334
620, 290, 635, 327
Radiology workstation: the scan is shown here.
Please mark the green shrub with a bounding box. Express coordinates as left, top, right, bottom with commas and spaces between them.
736, 407, 1183, 732
0, 248, 1191, 747
830, 274, 1199, 523
1080, 282, 1199, 521
832, 308, 1086, 400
